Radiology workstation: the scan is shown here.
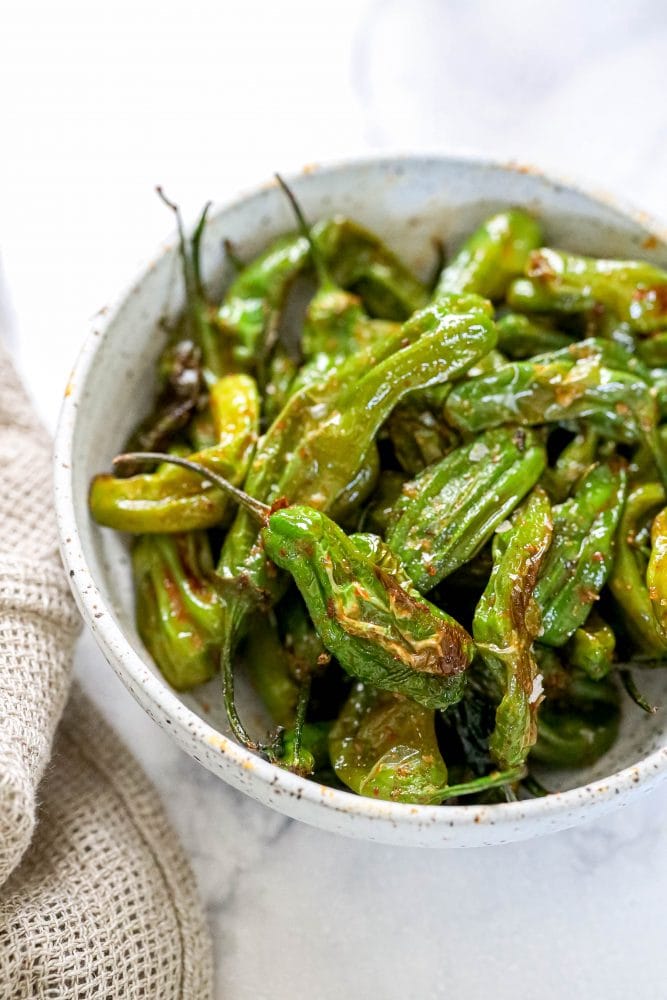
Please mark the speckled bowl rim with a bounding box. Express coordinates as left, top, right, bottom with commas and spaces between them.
54, 154, 667, 842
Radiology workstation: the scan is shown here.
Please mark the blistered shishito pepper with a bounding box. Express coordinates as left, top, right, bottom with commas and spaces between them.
329, 682, 522, 803
435, 209, 542, 300
495, 312, 574, 359
648, 507, 667, 638
132, 531, 222, 690
609, 482, 667, 655
263, 512, 474, 709
507, 247, 667, 334
386, 398, 459, 475
531, 649, 620, 768
90, 374, 260, 532
541, 426, 598, 503
533, 463, 627, 647
215, 212, 427, 373
473, 489, 554, 770
444, 339, 666, 483
567, 613, 616, 681
241, 610, 301, 727
386, 427, 546, 592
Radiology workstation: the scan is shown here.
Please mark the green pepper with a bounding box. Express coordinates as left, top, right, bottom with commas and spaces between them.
329, 682, 522, 803
385, 397, 459, 475
507, 247, 667, 334
90, 373, 260, 532
263, 510, 473, 709
386, 427, 546, 592
531, 650, 620, 768
638, 332, 667, 367
567, 613, 616, 681
241, 611, 301, 727
444, 339, 666, 483
609, 482, 667, 655
648, 506, 667, 639
495, 312, 574, 359
533, 463, 627, 647
133, 531, 222, 690
436, 209, 542, 300
473, 488, 554, 770
540, 426, 598, 503
361, 470, 406, 537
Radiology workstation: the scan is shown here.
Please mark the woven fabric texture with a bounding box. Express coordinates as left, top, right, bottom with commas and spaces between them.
0, 341, 213, 997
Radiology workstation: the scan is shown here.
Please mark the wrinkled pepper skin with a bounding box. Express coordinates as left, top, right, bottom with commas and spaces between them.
444, 339, 659, 447
90, 374, 260, 532
531, 652, 620, 769
507, 247, 667, 334
567, 613, 616, 681
387, 427, 546, 592
473, 489, 554, 769
263, 508, 473, 709
495, 312, 574, 359
218, 296, 497, 614
133, 531, 223, 690
649, 507, 667, 638
609, 482, 667, 655
533, 463, 627, 647
436, 210, 542, 300
329, 683, 449, 803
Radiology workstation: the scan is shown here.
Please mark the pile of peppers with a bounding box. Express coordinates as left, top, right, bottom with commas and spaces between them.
89, 182, 667, 805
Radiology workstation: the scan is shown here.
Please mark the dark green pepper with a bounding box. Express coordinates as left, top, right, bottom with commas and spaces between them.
533, 463, 627, 647
495, 312, 574, 359
387, 427, 546, 592
567, 613, 616, 681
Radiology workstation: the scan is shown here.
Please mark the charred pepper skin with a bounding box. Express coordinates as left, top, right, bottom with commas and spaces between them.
473, 489, 554, 770
507, 247, 667, 334
435, 209, 542, 300
386, 427, 546, 592
132, 531, 223, 691
263, 508, 473, 710
533, 463, 627, 647
89, 374, 260, 533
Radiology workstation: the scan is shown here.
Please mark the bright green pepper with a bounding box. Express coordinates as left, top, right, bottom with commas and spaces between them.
436, 210, 542, 300
567, 613, 616, 681
473, 489, 554, 770
609, 482, 667, 655
387, 427, 546, 592
533, 463, 627, 647
507, 247, 667, 334
90, 374, 260, 532
648, 506, 667, 639
444, 339, 665, 483
133, 531, 222, 690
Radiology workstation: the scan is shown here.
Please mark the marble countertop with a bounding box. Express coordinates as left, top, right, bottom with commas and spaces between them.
3, 2, 667, 995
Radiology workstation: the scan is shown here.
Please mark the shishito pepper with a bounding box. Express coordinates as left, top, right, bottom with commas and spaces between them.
132, 531, 223, 690
533, 463, 627, 647
444, 338, 666, 484
648, 507, 667, 638
89, 374, 260, 533
386, 427, 546, 592
435, 209, 542, 300
610, 482, 667, 655
507, 247, 667, 334
329, 682, 523, 803
495, 312, 574, 360
473, 489, 554, 770
567, 613, 616, 681
531, 648, 621, 769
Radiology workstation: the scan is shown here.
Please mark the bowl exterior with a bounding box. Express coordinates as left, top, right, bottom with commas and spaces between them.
55, 156, 667, 847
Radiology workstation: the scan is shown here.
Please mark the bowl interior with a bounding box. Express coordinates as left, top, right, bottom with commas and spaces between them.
62, 157, 667, 833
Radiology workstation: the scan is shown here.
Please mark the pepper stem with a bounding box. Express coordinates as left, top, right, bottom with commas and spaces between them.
274, 173, 332, 289
113, 452, 271, 524
620, 669, 658, 714
429, 766, 526, 804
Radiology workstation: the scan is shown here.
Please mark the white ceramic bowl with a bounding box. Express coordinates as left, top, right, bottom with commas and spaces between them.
55, 156, 667, 847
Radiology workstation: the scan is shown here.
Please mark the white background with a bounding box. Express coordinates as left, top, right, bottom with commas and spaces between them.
3, 2, 667, 997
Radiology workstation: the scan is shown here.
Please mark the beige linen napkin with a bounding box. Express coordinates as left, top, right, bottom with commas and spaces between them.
0, 341, 213, 998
